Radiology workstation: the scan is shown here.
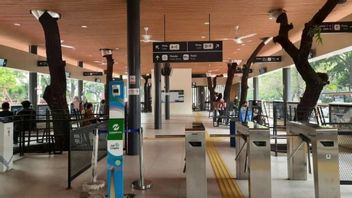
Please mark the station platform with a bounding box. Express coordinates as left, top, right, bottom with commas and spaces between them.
0, 112, 351, 198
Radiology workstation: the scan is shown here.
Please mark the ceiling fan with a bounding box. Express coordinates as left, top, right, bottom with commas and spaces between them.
141, 27, 160, 43
221, 25, 257, 44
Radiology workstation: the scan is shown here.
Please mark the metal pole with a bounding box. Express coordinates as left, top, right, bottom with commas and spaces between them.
253, 77, 259, 100
127, 0, 141, 155
132, 128, 152, 190
154, 63, 162, 129
92, 128, 99, 183
78, 61, 84, 101
165, 72, 170, 120
29, 45, 38, 111
283, 67, 291, 126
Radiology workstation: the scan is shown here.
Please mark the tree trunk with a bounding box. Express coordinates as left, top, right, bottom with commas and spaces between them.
207, 76, 217, 110
238, 39, 268, 108
104, 54, 114, 116
223, 63, 237, 103
274, 0, 339, 122
38, 12, 69, 151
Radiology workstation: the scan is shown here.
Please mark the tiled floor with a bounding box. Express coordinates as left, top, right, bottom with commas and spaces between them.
0, 112, 351, 198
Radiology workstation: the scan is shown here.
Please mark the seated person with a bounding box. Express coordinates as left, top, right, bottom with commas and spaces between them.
15, 101, 36, 144
0, 102, 14, 122
83, 103, 96, 126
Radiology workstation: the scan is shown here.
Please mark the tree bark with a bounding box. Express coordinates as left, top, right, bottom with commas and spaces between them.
239, 39, 268, 108
38, 12, 69, 151
223, 62, 238, 103
207, 76, 217, 110
274, 0, 339, 122
104, 54, 114, 116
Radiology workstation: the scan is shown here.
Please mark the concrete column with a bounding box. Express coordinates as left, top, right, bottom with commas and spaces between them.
126, 0, 141, 155
253, 77, 259, 100
29, 45, 38, 110
77, 61, 83, 101
154, 63, 162, 129
197, 86, 205, 111
29, 72, 38, 110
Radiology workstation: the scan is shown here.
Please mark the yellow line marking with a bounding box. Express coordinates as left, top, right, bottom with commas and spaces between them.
206, 134, 243, 198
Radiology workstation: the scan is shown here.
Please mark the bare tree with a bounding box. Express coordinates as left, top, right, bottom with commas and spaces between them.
273, 0, 341, 121
223, 62, 238, 103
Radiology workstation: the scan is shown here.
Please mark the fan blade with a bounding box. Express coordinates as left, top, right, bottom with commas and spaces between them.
237, 33, 257, 40
221, 38, 235, 41
61, 44, 75, 49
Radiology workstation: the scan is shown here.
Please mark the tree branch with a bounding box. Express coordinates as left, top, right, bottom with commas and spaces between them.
300, 0, 339, 58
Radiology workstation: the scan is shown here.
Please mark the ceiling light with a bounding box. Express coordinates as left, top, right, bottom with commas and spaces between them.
81, 25, 88, 28
14, 23, 21, 26
93, 60, 101, 63
268, 8, 285, 20
204, 22, 210, 25
115, 47, 119, 50
241, 43, 246, 46
237, 48, 241, 51
201, 36, 206, 39
61, 44, 75, 49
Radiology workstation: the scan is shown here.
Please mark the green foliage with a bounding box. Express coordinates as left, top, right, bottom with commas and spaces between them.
0, 68, 28, 103
83, 81, 104, 103
308, 25, 323, 44
258, 69, 283, 101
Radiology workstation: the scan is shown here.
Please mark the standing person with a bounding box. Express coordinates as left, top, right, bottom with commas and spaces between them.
215, 93, 226, 126
0, 102, 13, 122
83, 103, 96, 126
71, 96, 82, 113
99, 99, 106, 115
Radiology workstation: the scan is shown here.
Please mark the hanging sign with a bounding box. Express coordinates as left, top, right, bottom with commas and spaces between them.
152, 41, 223, 63
320, 22, 352, 33
254, 56, 282, 63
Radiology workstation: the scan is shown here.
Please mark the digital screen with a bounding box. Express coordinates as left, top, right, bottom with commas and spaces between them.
0, 58, 7, 66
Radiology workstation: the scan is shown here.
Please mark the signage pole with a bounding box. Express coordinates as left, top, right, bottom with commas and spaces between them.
107, 80, 125, 198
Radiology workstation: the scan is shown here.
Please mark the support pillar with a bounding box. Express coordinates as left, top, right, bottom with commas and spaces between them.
154, 63, 162, 129
283, 67, 292, 102
78, 61, 83, 101
253, 77, 259, 100
161, 63, 172, 120
127, 0, 141, 155
29, 45, 38, 111
29, 72, 38, 111
283, 67, 292, 124
197, 86, 205, 111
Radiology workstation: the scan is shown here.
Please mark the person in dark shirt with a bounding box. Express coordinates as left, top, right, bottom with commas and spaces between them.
0, 102, 13, 122
15, 101, 36, 144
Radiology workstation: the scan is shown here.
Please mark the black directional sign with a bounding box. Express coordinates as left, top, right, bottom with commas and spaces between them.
83, 72, 104, 76
320, 21, 352, 33
153, 52, 222, 63
153, 41, 223, 63
254, 56, 282, 63
187, 41, 222, 51
153, 42, 187, 52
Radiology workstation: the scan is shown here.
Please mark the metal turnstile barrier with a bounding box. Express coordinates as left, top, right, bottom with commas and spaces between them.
287, 122, 340, 198
185, 122, 207, 198
235, 122, 271, 198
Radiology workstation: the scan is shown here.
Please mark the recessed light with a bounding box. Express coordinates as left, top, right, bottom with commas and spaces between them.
115, 48, 119, 50
93, 60, 101, 63
81, 25, 88, 28
237, 48, 241, 51
201, 36, 206, 39
241, 43, 246, 46
14, 23, 21, 26
204, 22, 210, 25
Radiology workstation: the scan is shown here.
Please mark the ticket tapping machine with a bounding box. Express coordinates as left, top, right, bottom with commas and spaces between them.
107, 80, 125, 198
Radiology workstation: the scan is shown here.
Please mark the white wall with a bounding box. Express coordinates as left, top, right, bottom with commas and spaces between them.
151, 68, 192, 115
